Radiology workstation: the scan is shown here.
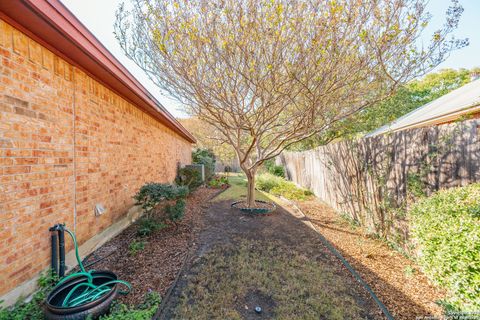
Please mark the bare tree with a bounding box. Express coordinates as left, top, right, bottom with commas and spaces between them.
115, 0, 466, 207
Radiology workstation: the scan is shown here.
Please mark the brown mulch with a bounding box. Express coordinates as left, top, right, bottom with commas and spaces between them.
296, 199, 447, 320
80, 187, 219, 306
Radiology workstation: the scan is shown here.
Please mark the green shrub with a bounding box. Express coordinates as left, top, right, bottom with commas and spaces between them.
100, 291, 161, 320
176, 166, 203, 191
136, 217, 167, 237
262, 159, 285, 177
0, 271, 58, 320
270, 165, 285, 178
165, 199, 186, 223
129, 240, 146, 255
134, 183, 188, 217
256, 173, 283, 192
408, 183, 480, 311
256, 173, 313, 201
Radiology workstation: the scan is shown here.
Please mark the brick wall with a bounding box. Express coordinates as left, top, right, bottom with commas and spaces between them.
0, 19, 192, 296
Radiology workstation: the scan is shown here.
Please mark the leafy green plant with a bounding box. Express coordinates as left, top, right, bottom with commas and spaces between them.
129, 240, 146, 255
408, 183, 480, 311
208, 176, 229, 188
176, 166, 203, 191
262, 159, 285, 177
100, 291, 161, 320
269, 165, 285, 177
256, 173, 313, 201
256, 173, 283, 192
0, 271, 59, 320
208, 179, 220, 188
136, 217, 167, 237
134, 183, 188, 217
165, 199, 186, 227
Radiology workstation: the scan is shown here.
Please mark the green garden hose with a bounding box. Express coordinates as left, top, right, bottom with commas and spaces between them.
54, 228, 131, 308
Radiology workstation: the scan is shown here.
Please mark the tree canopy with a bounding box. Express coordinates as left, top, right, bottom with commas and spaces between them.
115, 0, 466, 206
178, 117, 236, 164
289, 67, 478, 150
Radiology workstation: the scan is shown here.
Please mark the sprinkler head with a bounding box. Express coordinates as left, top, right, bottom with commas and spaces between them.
255, 306, 262, 314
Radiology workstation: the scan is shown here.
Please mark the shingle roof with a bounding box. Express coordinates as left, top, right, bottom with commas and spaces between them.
367, 78, 480, 137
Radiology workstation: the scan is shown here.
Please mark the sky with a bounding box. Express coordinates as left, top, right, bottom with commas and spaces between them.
61, 0, 479, 118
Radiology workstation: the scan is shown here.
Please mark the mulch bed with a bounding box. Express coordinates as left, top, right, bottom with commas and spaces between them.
297, 199, 447, 320
79, 186, 219, 306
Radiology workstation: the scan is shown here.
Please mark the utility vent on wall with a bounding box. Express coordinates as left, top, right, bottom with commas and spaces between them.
94, 204, 106, 216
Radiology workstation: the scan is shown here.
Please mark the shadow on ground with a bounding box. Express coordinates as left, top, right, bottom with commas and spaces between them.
159, 199, 431, 319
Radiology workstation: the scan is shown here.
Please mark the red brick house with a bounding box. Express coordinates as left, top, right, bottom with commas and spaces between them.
0, 0, 195, 305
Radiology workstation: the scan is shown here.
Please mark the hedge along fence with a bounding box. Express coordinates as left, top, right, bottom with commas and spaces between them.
279, 119, 480, 245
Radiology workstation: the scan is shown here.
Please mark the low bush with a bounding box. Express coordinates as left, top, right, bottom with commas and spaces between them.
165, 199, 186, 224
408, 183, 480, 311
176, 166, 203, 191
256, 173, 313, 201
270, 165, 285, 178
136, 217, 167, 237
262, 159, 285, 177
256, 173, 284, 192
134, 183, 188, 217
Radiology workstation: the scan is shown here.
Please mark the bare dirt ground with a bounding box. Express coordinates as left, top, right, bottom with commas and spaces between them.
160, 199, 386, 319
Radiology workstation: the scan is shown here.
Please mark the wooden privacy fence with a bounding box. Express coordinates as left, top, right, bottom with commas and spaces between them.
279, 119, 480, 243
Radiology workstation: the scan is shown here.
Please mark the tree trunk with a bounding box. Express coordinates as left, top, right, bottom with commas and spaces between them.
246, 170, 256, 207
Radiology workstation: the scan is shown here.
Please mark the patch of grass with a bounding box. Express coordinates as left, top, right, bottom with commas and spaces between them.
129, 240, 146, 255
173, 240, 362, 319
213, 174, 269, 202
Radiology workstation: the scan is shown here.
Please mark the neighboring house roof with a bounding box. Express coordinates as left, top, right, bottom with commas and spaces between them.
367, 78, 480, 137
0, 0, 196, 143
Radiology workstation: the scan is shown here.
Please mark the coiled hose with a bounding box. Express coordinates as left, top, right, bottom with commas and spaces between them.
53, 228, 131, 308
